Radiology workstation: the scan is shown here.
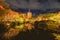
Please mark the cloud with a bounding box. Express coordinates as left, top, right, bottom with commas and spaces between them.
5, 0, 60, 10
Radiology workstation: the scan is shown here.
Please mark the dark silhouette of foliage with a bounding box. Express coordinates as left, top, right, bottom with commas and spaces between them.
34, 20, 48, 30
0, 22, 7, 34
11, 22, 16, 28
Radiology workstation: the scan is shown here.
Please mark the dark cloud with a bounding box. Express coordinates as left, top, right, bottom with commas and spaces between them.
5, 0, 60, 11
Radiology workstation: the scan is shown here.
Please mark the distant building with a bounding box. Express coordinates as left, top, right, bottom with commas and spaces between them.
27, 11, 32, 19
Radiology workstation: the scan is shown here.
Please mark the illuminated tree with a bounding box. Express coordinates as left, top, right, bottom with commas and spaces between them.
0, 0, 9, 9
0, 0, 10, 18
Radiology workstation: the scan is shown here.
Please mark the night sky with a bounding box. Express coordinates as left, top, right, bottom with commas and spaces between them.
5, 0, 60, 14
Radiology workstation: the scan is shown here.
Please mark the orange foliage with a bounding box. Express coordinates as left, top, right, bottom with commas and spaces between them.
0, 5, 4, 9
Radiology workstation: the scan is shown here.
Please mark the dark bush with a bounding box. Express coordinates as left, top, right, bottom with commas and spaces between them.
0, 22, 7, 34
